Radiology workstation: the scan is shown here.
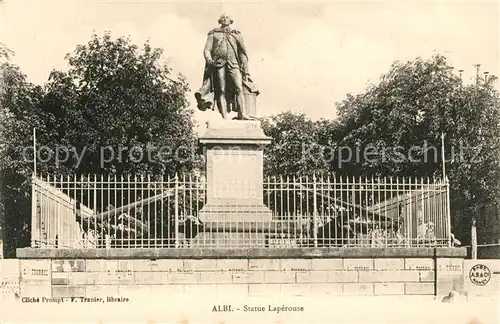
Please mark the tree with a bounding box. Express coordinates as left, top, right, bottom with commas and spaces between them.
332, 54, 500, 244
0, 42, 13, 64
1, 45, 46, 256
42, 32, 199, 175
261, 112, 337, 177
0, 33, 200, 256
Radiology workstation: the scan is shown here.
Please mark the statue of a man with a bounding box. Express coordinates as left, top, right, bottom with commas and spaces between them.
195, 14, 259, 120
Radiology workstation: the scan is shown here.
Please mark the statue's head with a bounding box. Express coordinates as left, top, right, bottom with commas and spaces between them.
218, 14, 233, 27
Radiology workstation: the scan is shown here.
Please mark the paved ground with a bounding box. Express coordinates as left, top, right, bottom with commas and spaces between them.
1, 294, 498, 323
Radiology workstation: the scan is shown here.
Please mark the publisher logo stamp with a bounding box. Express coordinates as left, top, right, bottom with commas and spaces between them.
469, 264, 491, 286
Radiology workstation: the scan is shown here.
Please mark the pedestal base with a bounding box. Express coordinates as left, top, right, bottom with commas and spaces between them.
197, 120, 274, 248
199, 203, 273, 223
190, 232, 267, 248
187, 220, 308, 248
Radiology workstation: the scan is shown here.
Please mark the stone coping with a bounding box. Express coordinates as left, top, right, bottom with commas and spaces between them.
199, 138, 272, 145
199, 120, 271, 144
16, 247, 466, 259
200, 221, 292, 232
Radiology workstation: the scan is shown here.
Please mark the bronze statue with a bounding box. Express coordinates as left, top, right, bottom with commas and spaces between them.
195, 14, 259, 120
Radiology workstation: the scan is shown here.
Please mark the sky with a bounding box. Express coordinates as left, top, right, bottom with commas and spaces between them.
1, 0, 498, 130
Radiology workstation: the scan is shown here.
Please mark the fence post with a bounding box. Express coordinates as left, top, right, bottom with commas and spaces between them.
406, 178, 412, 248
471, 216, 477, 259
31, 174, 38, 247
313, 174, 318, 247
174, 173, 179, 248
445, 176, 452, 248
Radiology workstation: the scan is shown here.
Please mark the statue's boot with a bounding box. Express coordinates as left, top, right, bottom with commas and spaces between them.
194, 92, 211, 111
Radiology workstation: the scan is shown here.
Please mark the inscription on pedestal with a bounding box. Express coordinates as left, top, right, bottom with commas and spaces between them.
208, 150, 262, 203
198, 121, 273, 226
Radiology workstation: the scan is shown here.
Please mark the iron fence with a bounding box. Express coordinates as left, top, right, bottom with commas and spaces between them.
31, 174, 451, 249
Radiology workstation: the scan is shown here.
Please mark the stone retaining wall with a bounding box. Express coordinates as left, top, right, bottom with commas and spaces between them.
11, 248, 467, 299
45, 258, 438, 298
0, 259, 21, 297
463, 259, 500, 298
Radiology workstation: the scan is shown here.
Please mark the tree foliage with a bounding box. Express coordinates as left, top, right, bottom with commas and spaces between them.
0, 42, 14, 63
262, 55, 500, 244
261, 112, 336, 177
332, 54, 500, 243
43, 33, 199, 175
0, 33, 198, 256
1, 59, 45, 256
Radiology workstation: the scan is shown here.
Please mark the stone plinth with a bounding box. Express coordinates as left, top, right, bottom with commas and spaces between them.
198, 120, 272, 223
192, 232, 267, 248
190, 220, 304, 248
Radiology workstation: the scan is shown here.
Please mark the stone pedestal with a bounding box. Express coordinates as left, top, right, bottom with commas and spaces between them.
198, 120, 273, 246
199, 120, 272, 222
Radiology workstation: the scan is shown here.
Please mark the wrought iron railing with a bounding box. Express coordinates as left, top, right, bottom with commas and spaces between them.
31, 174, 451, 249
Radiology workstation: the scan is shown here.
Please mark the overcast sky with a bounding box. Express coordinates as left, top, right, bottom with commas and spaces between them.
1, 0, 498, 128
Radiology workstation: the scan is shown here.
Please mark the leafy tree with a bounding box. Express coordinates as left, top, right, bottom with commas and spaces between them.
43, 32, 199, 175
261, 112, 337, 177
0, 42, 13, 63
261, 55, 500, 245
1, 46, 46, 256
0, 33, 200, 256
332, 54, 500, 244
